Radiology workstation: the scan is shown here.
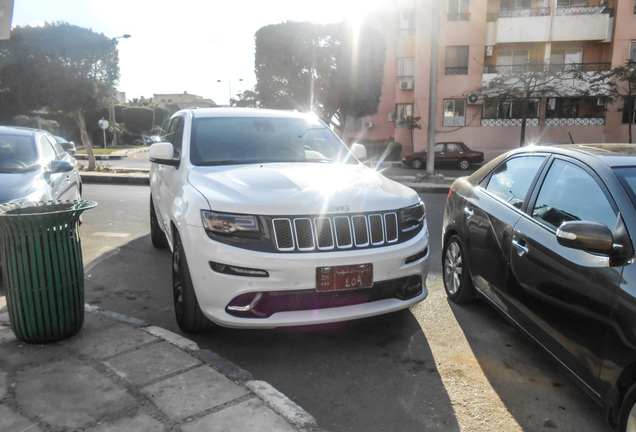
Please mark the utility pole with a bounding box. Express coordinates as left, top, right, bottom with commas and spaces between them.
426, 0, 440, 175
0, 0, 14, 40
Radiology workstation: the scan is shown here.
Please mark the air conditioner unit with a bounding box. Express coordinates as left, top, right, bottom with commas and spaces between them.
399, 80, 414, 90
467, 93, 483, 105
485, 45, 493, 57
387, 113, 394, 122
596, 97, 605, 106
364, 121, 373, 129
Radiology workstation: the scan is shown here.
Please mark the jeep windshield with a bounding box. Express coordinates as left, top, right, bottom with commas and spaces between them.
190, 116, 357, 166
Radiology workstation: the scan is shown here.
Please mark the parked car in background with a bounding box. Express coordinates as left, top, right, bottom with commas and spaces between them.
402, 141, 484, 170
54, 135, 76, 155
442, 144, 636, 432
0, 126, 81, 204
149, 108, 430, 333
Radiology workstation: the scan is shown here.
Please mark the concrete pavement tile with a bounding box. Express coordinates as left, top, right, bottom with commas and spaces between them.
0, 370, 6, 399
0, 325, 16, 344
0, 405, 43, 432
15, 358, 136, 429
64, 320, 156, 360
0, 341, 67, 371
181, 397, 298, 432
105, 341, 200, 386
88, 412, 164, 432
142, 366, 249, 421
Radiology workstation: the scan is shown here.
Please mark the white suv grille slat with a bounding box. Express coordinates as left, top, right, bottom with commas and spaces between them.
273, 213, 399, 252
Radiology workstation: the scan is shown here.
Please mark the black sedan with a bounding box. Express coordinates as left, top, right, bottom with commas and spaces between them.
442, 144, 636, 432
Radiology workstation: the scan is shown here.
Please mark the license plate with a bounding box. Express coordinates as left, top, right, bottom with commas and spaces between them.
316, 264, 373, 292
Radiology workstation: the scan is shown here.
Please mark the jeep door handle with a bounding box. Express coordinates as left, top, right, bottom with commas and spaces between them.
512, 239, 529, 257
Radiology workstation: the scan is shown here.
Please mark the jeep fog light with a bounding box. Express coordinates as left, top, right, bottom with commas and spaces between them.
201, 211, 261, 239
210, 261, 269, 277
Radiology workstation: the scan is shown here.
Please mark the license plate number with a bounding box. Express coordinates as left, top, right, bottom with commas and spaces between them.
316, 264, 373, 292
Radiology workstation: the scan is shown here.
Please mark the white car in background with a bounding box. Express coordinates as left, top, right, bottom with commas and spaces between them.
149, 108, 429, 332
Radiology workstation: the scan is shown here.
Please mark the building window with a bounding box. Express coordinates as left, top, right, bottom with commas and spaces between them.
557, 0, 588, 7
482, 98, 540, 126
399, 9, 416, 36
549, 49, 582, 72
501, 0, 532, 10
498, 50, 529, 73
546, 97, 605, 126
443, 99, 466, 126
448, 0, 470, 21
445, 46, 469, 75
630, 42, 636, 61
395, 104, 414, 128
623, 97, 636, 124
398, 57, 415, 85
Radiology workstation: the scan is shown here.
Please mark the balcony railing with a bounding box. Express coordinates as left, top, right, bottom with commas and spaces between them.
484, 62, 611, 74
545, 117, 605, 126
556, 5, 608, 15
499, 7, 551, 17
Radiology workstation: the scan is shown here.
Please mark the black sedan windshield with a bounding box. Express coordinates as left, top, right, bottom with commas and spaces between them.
189, 117, 354, 166
0, 135, 38, 172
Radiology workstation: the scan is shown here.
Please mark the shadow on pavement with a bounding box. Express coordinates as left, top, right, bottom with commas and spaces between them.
84, 235, 460, 432
448, 299, 610, 432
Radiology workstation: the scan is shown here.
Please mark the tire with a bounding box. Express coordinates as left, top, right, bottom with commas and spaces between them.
458, 158, 471, 170
411, 158, 424, 169
619, 383, 636, 432
150, 196, 168, 248
172, 232, 214, 333
443, 235, 475, 303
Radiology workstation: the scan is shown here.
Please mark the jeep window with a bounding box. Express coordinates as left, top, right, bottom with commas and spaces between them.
189, 117, 355, 166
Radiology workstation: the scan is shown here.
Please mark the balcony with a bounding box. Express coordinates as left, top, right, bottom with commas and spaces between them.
488, 5, 613, 43
484, 62, 611, 74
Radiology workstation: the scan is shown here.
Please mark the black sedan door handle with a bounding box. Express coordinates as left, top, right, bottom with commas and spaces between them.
512, 239, 529, 257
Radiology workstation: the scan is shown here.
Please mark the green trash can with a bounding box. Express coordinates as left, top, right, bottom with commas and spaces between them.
0, 200, 97, 343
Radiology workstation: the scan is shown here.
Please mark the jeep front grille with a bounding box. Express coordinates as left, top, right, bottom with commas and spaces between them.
272, 213, 399, 252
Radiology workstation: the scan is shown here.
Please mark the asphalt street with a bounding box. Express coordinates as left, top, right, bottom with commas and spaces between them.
77, 183, 609, 432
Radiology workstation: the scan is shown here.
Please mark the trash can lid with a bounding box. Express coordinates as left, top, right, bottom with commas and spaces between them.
0, 200, 97, 217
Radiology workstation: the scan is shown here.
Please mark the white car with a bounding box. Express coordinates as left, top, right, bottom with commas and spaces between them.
149, 108, 429, 332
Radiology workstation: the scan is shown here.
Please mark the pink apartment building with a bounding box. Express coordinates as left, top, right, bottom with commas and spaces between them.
352, 0, 636, 162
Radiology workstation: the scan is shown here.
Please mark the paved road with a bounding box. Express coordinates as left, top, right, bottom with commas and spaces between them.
78, 183, 610, 432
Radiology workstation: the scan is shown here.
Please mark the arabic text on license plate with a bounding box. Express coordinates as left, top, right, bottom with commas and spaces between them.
316, 264, 373, 292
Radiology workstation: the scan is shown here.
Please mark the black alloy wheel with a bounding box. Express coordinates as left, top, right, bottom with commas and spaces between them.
150, 196, 168, 248
442, 235, 475, 303
172, 233, 214, 333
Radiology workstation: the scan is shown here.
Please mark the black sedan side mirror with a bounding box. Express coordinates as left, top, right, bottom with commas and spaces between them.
556, 221, 614, 254
50, 160, 75, 174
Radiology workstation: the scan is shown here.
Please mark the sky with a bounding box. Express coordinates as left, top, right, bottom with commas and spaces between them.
10, 0, 384, 105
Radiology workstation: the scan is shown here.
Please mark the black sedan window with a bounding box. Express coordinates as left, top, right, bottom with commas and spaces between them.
484, 155, 545, 209
532, 159, 616, 231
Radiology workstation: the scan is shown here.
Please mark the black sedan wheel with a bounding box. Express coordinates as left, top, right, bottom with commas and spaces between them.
411, 158, 424, 169
150, 196, 168, 248
172, 233, 214, 333
619, 384, 636, 432
443, 235, 475, 303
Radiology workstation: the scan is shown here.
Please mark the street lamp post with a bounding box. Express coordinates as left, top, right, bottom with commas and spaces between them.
111, 34, 131, 147
216, 79, 244, 105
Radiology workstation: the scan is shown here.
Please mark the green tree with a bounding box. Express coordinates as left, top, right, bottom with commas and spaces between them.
588, 60, 636, 143
478, 64, 574, 146
398, 115, 422, 153
0, 23, 120, 170
254, 21, 385, 131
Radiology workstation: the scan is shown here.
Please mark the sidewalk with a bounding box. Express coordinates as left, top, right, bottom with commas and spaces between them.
0, 301, 321, 432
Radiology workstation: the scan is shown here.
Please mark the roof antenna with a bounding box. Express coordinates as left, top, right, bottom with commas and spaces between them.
567, 131, 575, 144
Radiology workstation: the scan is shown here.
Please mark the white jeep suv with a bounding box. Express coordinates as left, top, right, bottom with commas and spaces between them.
149, 108, 429, 332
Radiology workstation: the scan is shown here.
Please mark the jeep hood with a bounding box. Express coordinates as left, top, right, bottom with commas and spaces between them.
188, 163, 419, 215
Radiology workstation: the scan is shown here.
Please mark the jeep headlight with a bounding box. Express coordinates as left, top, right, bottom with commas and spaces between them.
400, 202, 425, 232
201, 211, 261, 239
